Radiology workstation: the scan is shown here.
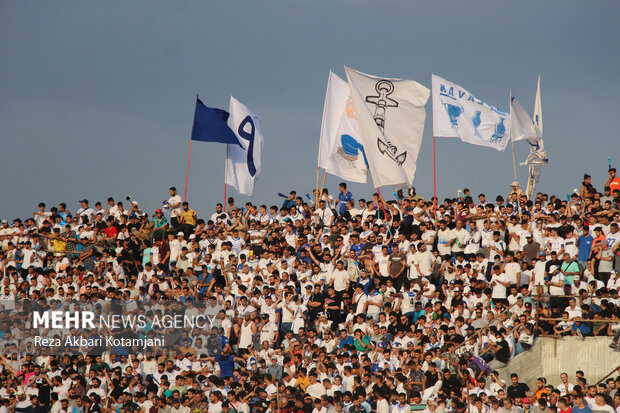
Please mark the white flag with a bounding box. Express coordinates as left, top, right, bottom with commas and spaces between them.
533, 75, 543, 135
510, 96, 541, 142
318, 71, 367, 183
526, 76, 547, 199
345, 67, 429, 188
225, 96, 264, 196
432, 74, 510, 151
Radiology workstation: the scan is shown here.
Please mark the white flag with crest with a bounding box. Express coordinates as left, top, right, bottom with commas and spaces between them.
318, 71, 367, 183
225, 96, 264, 196
432, 74, 510, 151
345, 67, 429, 188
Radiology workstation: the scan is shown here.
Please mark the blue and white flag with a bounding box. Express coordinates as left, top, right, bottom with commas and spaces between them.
318, 71, 367, 183
225, 97, 264, 196
432, 75, 510, 151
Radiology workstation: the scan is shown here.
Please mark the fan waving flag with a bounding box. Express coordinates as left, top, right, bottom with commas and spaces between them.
191, 96, 243, 147
318, 71, 367, 183
432, 75, 510, 151
225, 97, 264, 196
344, 67, 430, 188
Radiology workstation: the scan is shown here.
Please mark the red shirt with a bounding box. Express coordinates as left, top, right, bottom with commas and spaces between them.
105, 225, 118, 238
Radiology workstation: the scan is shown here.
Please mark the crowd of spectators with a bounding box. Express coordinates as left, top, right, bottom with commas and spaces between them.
0, 168, 619, 413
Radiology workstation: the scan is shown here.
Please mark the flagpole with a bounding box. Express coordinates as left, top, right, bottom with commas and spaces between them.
224, 145, 229, 213
433, 136, 437, 217
183, 140, 193, 202
314, 166, 321, 210
318, 170, 327, 206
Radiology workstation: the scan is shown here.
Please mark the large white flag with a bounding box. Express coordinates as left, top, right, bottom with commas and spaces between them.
225, 96, 264, 196
318, 71, 367, 183
432, 74, 510, 151
510, 96, 541, 143
345, 67, 429, 188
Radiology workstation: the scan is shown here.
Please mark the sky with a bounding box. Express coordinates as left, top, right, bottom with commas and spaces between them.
1, 1, 619, 220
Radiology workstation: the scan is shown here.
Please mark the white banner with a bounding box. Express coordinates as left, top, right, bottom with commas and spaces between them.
345, 67, 429, 188
225, 96, 264, 196
510, 96, 541, 143
318, 71, 367, 183
432, 74, 510, 151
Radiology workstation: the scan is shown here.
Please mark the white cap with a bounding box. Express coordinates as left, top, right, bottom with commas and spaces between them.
549, 265, 558, 272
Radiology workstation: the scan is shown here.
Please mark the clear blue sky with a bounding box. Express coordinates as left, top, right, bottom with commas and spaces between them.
1, 1, 618, 219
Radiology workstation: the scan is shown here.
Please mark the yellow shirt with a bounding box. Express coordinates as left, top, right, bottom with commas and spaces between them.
53, 239, 67, 254
181, 209, 197, 226
296, 376, 310, 391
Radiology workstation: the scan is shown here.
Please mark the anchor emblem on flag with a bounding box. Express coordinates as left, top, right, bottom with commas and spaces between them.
365, 80, 407, 165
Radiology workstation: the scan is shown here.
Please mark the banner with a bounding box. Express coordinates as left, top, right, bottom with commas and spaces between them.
225, 97, 264, 196
432, 74, 510, 151
345, 67, 429, 188
191, 96, 242, 146
318, 71, 367, 183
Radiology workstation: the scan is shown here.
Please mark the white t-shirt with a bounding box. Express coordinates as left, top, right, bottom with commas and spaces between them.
168, 195, 182, 217
504, 262, 521, 285
490, 273, 508, 298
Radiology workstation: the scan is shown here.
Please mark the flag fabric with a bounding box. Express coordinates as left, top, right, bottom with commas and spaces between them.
191, 96, 243, 147
533, 76, 543, 135
525, 76, 548, 198
344, 67, 430, 188
432, 74, 510, 151
510, 96, 541, 143
225, 97, 264, 196
318, 71, 367, 183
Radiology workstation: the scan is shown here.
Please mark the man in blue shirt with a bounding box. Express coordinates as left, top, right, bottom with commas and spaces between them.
336, 182, 354, 216
577, 227, 594, 268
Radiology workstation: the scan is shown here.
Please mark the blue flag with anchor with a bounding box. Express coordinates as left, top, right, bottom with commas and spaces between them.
191, 96, 243, 147
432, 75, 510, 152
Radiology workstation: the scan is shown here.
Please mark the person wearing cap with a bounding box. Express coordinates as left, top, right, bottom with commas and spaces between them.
508, 181, 525, 201
76, 199, 96, 223
151, 208, 168, 241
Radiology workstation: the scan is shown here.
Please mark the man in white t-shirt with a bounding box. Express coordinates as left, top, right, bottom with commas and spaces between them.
502, 252, 522, 286
167, 186, 183, 227
490, 265, 510, 303
76, 199, 96, 223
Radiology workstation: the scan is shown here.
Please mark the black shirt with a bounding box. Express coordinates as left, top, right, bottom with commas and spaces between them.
495, 339, 511, 363
508, 382, 530, 399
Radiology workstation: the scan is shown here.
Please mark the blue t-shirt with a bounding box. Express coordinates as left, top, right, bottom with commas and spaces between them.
577, 235, 593, 261
214, 355, 235, 378
338, 191, 354, 214
573, 406, 592, 413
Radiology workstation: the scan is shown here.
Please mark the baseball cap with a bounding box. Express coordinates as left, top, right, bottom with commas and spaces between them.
155, 209, 162, 213
549, 265, 558, 272
177, 232, 184, 236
